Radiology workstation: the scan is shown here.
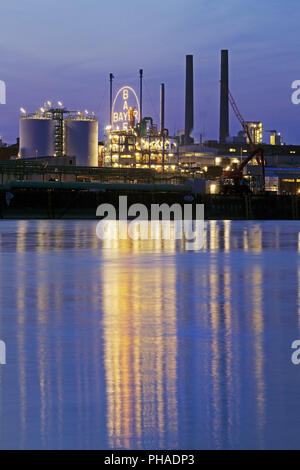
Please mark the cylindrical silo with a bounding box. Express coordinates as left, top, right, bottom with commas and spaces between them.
64, 117, 98, 166
19, 117, 56, 158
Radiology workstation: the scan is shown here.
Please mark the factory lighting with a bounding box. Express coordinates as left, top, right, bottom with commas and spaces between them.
57, 101, 63, 107
85, 110, 89, 114
106, 125, 112, 131
40, 107, 45, 113
20, 107, 26, 114
47, 101, 52, 107
210, 184, 217, 194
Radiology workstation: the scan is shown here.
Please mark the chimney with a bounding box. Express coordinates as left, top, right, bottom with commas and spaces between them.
185, 55, 194, 145
139, 69, 143, 122
219, 50, 229, 144
160, 83, 165, 133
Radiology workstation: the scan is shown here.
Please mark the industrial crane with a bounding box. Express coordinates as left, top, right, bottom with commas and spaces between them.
221, 84, 265, 193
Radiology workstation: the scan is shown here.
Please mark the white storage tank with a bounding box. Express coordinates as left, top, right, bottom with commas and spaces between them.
19, 116, 56, 158
64, 117, 98, 166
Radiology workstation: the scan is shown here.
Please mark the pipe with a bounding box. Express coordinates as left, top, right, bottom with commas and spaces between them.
109, 73, 114, 126
1, 180, 192, 193
160, 83, 165, 133
139, 69, 143, 122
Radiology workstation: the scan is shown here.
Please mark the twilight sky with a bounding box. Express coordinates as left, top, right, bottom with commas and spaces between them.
0, 0, 299, 144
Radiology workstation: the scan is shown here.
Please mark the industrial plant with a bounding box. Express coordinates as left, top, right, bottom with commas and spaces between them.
0, 49, 300, 196
19, 102, 98, 166
103, 75, 179, 170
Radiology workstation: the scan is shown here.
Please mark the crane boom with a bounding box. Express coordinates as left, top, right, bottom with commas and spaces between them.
226, 86, 254, 147
220, 81, 265, 191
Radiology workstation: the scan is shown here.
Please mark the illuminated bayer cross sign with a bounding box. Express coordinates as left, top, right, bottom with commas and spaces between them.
112, 86, 140, 130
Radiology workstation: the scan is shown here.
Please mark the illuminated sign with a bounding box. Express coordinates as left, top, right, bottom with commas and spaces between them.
111, 86, 140, 130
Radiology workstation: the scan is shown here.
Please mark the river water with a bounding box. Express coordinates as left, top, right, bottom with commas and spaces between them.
0, 220, 300, 449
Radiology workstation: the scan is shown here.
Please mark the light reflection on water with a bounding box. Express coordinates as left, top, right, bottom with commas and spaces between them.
0, 220, 300, 449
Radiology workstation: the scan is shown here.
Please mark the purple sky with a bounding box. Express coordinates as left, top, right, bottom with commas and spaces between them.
0, 0, 299, 144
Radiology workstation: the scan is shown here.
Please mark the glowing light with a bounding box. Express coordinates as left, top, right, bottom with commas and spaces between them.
20, 107, 26, 114
57, 101, 63, 107
210, 184, 217, 194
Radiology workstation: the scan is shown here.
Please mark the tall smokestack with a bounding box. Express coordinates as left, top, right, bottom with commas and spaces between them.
109, 73, 114, 126
160, 83, 165, 133
139, 69, 143, 122
219, 49, 229, 144
185, 55, 194, 145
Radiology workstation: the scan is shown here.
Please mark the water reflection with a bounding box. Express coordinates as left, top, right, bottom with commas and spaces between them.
0, 220, 300, 449
102, 236, 178, 449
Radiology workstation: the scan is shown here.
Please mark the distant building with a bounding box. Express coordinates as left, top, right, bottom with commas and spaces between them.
0, 139, 19, 161
204, 140, 300, 158
245, 121, 263, 144
226, 122, 263, 145
267, 130, 283, 146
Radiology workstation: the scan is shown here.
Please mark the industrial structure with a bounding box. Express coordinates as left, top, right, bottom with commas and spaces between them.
103, 74, 179, 170
184, 55, 194, 145
219, 49, 229, 144
0, 49, 300, 195
19, 103, 98, 166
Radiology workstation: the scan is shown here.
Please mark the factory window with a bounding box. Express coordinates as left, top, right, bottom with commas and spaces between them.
210, 184, 217, 194
229, 148, 236, 152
